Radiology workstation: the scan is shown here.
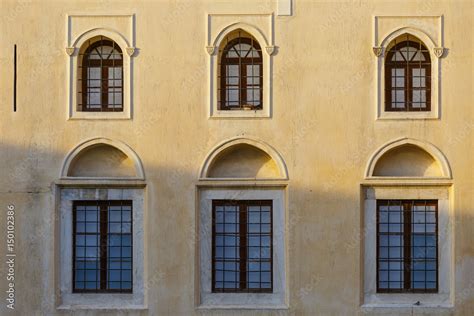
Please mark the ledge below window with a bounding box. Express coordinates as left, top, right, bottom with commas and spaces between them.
210, 109, 271, 119
361, 302, 453, 309
197, 304, 288, 310
57, 303, 147, 311
68, 111, 131, 120
377, 111, 439, 120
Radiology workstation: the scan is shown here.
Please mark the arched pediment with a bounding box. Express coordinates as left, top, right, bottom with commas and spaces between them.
380, 27, 436, 50
212, 23, 269, 50
73, 28, 130, 52
366, 138, 451, 179
61, 138, 145, 179
199, 137, 288, 180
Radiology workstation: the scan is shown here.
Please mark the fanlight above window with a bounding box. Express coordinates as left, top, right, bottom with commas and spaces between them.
78, 36, 123, 112
385, 35, 431, 112
219, 31, 262, 111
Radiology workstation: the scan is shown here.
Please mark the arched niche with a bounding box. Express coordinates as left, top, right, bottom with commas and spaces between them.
366, 138, 451, 179
200, 137, 288, 180
61, 138, 145, 179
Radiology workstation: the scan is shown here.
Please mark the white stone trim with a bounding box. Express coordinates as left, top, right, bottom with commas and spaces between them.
362, 185, 453, 308
373, 16, 444, 120
206, 15, 275, 119
365, 138, 452, 180
60, 137, 145, 180
199, 136, 288, 180
277, 0, 292, 16
198, 188, 288, 309
57, 187, 146, 310
66, 14, 136, 120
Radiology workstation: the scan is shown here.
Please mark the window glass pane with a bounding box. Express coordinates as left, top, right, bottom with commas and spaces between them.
226, 72, 239, 85
233, 43, 251, 56
391, 89, 405, 109
87, 90, 101, 107
386, 39, 431, 112
226, 47, 239, 58
226, 88, 239, 105
89, 48, 101, 59
109, 48, 122, 60
248, 47, 260, 58
246, 65, 260, 85
87, 68, 101, 86
412, 51, 426, 61
377, 200, 437, 292
412, 76, 425, 88
99, 45, 113, 58
392, 51, 404, 61
213, 201, 272, 292
108, 89, 122, 108
226, 65, 239, 81
220, 37, 262, 110
400, 46, 417, 61
73, 201, 132, 292
108, 68, 122, 86
82, 40, 123, 112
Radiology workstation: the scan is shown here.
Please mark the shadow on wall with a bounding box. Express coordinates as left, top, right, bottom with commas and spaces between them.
0, 137, 469, 316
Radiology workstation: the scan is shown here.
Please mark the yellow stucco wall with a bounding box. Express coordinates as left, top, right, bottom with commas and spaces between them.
0, 0, 473, 315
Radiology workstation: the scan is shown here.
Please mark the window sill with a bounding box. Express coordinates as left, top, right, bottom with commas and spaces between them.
210, 109, 270, 119
57, 304, 147, 311
197, 304, 288, 310
363, 292, 452, 308
377, 111, 438, 120
361, 303, 453, 309
68, 111, 131, 120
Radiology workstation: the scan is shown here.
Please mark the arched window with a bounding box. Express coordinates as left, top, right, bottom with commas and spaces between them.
79, 37, 123, 112
219, 31, 262, 110
385, 35, 431, 112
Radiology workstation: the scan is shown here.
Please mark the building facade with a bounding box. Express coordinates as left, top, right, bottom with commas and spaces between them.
0, 0, 473, 315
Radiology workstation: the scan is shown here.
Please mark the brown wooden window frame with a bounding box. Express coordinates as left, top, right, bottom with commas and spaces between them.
72, 200, 133, 293
80, 38, 124, 112
385, 39, 431, 112
376, 200, 438, 294
212, 200, 273, 293
219, 37, 263, 111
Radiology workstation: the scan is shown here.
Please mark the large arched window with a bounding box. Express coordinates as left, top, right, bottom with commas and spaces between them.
219, 31, 262, 110
79, 37, 123, 112
385, 34, 431, 112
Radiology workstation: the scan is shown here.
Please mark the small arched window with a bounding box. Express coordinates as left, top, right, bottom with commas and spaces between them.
79, 37, 123, 112
219, 31, 262, 110
385, 35, 431, 112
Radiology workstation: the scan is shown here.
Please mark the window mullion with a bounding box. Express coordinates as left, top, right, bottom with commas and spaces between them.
239, 203, 247, 291
408, 65, 413, 111
403, 202, 412, 291
241, 64, 247, 107
102, 66, 108, 111
100, 203, 108, 291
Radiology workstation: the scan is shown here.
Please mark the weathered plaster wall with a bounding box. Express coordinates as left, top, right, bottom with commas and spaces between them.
0, 0, 473, 315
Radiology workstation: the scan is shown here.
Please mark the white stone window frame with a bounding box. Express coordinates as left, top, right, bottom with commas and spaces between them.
197, 187, 288, 309
56, 186, 147, 310
66, 15, 136, 120
361, 184, 454, 309
206, 18, 276, 119
373, 17, 445, 120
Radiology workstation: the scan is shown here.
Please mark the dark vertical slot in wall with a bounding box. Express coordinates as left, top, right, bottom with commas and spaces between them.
13, 44, 17, 112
